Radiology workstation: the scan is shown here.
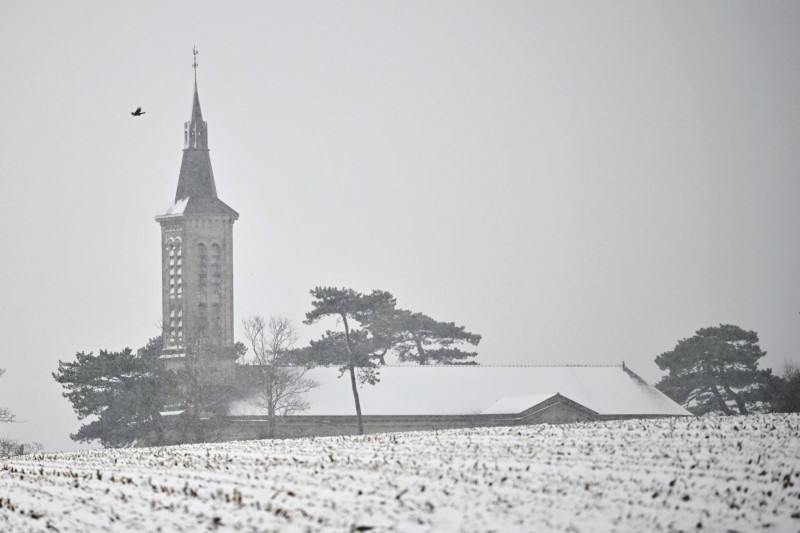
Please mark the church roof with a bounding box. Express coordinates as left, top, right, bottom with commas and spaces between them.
156, 76, 238, 221
229, 365, 691, 417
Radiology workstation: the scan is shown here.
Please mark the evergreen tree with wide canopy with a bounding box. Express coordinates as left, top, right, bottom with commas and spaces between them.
304, 287, 397, 434
391, 310, 481, 365
304, 287, 481, 434
655, 324, 780, 415
53, 338, 175, 447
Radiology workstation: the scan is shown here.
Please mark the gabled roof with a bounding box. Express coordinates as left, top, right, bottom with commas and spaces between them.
480, 394, 559, 414
230, 365, 691, 417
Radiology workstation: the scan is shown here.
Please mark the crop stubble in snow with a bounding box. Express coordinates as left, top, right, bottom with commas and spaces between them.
1, 414, 799, 532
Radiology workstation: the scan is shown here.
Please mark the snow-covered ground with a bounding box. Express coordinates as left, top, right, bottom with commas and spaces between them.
2, 414, 799, 532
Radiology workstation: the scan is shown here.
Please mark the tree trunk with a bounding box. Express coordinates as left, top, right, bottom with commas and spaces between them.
348, 364, 363, 434
716, 363, 748, 415
268, 391, 275, 438
260, 364, 277, 438
341, 315, 364, 435
722, 383, 748, 415
414, 335, 427, 365
710, 384, 733, 415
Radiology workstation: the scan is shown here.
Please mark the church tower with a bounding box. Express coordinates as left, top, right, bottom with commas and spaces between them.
155, 50, 239, 369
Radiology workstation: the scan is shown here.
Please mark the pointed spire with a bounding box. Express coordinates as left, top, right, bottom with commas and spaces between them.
190, 78, 204, 127
156, 47, 238, 221
185, 46, 207, 150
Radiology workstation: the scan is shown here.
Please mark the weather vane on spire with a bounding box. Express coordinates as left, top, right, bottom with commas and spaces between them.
192, 45, 199, 79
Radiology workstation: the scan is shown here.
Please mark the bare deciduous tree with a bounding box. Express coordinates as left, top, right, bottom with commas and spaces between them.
242, 315, 317, 438
0, 438, 43, 458
0, 368, 15, 423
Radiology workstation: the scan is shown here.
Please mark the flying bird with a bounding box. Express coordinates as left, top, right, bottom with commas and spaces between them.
131, 107, 146, 116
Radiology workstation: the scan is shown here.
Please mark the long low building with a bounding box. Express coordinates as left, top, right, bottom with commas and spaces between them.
156, 364, 689, 444
165, 364, 689, 442
233, 363, 688, 417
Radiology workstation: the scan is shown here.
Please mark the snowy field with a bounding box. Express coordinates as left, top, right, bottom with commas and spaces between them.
2, 414, 799, 532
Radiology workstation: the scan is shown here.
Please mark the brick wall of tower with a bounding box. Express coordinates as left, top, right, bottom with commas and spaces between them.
181, 217, 235, 349
159, 216, 235, 358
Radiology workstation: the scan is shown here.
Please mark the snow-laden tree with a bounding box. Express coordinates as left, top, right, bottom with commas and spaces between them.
655, 324, 780, 415
304, 287, 483, 434
53, 338, 175, 447
304, 287, 398, 434
390, 310, 481, 365
242, 315, 318, 437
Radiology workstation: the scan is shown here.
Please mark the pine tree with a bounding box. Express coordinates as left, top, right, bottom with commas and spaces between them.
391, 310, 481, 365
655, 325, 780, 415
53, 337, 175, 447
304, 287, 397, 434
303, 287, 483, 433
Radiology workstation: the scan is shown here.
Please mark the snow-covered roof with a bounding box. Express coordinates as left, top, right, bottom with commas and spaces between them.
230, 365, 691, 417
156, 197, 190, 218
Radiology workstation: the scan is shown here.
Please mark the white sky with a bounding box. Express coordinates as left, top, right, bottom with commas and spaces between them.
1, 1, 798, 452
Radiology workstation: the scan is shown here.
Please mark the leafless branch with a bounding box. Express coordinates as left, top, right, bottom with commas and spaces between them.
0, 369, 15, 423
242, 315, 318, 436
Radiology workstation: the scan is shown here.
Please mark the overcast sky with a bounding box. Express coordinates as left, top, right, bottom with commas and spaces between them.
1, 1, 799, 452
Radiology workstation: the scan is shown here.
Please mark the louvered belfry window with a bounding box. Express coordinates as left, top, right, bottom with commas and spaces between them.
166, 237, 183, 346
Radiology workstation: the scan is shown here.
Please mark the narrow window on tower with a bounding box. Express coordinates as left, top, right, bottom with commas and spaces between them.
167, 240, 176, 298
211, 243, 221, 295
212, 303, 222, 338
198, 303, 208, 334
176, 305, 183, 346
198, 243, 207, 294
169, 304, 177, 345
174, 238, 182, 297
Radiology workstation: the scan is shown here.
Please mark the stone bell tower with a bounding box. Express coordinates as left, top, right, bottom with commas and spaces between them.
155, 49, 239, 371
